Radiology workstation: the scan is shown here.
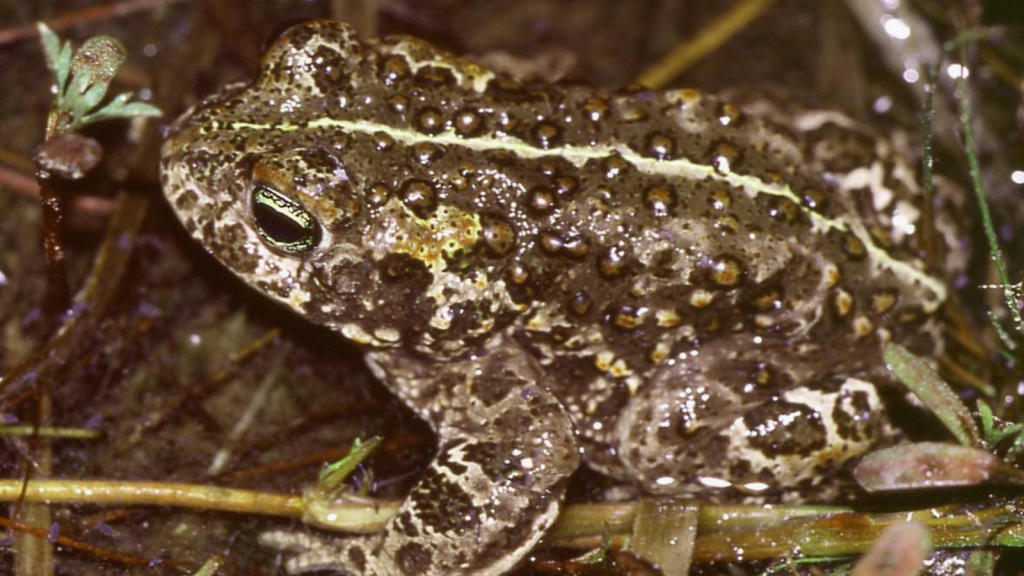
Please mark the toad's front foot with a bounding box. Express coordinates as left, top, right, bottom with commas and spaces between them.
263, 344, 580, 576
261, 530, 380, 575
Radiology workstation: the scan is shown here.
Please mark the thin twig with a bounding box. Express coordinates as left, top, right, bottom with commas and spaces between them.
15, 396, 54, 576
938, 355, 996, 397
979, 44, 1022, 90
127, 328, 280, 444
0, 479, 307, 520
635, 0, 779, 88
0, 192, 148, 410
0, 426, 101, 439
0, 164, 40, 197
0, 164, 116, 215
0, 517, 180, 568
206, 353, 287, 476
0, 0, 191, 46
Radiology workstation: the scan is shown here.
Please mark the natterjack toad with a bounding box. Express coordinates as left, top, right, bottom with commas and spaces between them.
160, 20, 960, 576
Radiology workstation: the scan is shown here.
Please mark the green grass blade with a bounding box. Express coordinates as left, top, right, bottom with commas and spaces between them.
884, 343, 980, 448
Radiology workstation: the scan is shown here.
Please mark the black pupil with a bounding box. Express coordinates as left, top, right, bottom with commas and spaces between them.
252, 187, 320, 253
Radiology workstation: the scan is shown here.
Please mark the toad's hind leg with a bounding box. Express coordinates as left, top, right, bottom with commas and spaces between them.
264, 341, 580, 576
614, 340, 890, 498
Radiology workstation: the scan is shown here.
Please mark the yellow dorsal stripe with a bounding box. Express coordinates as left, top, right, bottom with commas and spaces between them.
227, 118, 947, 301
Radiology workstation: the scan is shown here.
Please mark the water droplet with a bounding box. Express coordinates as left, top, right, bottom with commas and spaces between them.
567, 291, 592, 316
532, 121, 562, 149
526, 186, 556, 215
454, 108, 485, 137
709, 254, 744, 288
415, 107, 445, 135
400, 179, 437, 217
598, 245, 633, 279
644, 132, 676, 160
379, 55, 411, 85
644, 184, 677, 217
583, 97, 609, 122
481, 215, 516, 256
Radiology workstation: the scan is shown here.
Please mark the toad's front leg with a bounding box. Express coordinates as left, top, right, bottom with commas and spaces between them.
265, 340, 581, 576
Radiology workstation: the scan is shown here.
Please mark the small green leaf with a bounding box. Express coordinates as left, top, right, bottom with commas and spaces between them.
989, 423, 1024, 448
37, 22, 62, 72
37, 23, 73, 102
67, 66, 93, 98
71, 35, 126, 85
884, 343, 981, 448
76, 93, 132, 125
80, 99, 162, 124
117, 101, 162, 117
318, 436, 382, 499
978, 400, 995, 441
79, 100, 161, 126
107, 92, 133, 107
55, 41, 72, 97
72, 80, 109, 119
41, 26, 162, 137
975, 400, 1024, 449
1008, 431, 1024, 462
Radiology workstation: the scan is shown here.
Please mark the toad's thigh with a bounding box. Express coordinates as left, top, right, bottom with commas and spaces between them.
614, 356, 890, 498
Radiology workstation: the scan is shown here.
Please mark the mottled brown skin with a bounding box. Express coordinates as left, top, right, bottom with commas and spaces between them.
160, 21, 957, 576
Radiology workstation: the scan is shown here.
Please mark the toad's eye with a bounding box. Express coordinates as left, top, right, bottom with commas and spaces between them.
252, 186, 321, 254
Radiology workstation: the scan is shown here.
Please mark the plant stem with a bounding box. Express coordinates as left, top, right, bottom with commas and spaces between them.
34, 169, 69, 316
955, 42, 1023, 333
